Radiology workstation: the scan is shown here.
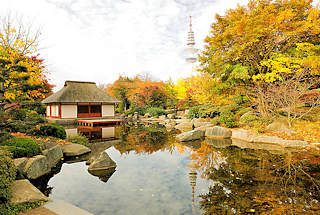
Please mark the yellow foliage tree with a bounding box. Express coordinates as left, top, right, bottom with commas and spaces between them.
0, 17, 50, 110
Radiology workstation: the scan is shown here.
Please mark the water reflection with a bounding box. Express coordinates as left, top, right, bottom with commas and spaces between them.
195, 145, 320, 214
65, 125, 121, 141
35, 124, 320, 215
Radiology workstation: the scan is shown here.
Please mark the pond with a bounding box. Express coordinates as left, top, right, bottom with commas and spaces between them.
34, 124, 320, 215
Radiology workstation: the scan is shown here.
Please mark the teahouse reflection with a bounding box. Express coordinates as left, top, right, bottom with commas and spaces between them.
65, 125, 121, 141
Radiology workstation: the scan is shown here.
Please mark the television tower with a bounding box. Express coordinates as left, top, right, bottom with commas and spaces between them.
184, 16, 198, 63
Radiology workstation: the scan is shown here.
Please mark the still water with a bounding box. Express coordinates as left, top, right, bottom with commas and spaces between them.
37, 124, 320, 215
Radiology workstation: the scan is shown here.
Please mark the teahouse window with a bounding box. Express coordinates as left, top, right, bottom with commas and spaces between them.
77, 104, 102, 118
78, 105, 89, 113
91, 105, 101, 113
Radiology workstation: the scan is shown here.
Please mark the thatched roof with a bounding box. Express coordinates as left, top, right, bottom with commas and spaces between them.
42, 81, 120, 104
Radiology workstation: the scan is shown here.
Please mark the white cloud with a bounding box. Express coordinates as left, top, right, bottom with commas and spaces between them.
0, 0, 260, 91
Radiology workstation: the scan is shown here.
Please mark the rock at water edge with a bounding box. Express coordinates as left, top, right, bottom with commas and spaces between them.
10, 179, 50, 205
175, 122, 194, 130
23, 155, 50, 179
176, 130, 205, 142
14, 158, 27, 179
43, 145, 63, 167
88, 151, 116, 171
61, 144, 91, 157
205, 126, 232, 139
231, 129, 257, 142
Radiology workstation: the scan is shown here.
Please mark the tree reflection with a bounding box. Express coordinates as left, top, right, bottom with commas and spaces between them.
114, 124, 178, 154
197, 145, 320, 214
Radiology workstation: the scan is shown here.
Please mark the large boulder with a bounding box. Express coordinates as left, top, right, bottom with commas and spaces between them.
175, 122, 194, 130
10, 179, 50, 205
176, 130, 205, 142
88, 152, 116, 171
43, 145, 63, 167
23, 155, 50, 179
61, 144, 91, 157
205, 126, 232, 139
266, 119, 296, 135
231, 129, 257, 142
13, 158, 27, 179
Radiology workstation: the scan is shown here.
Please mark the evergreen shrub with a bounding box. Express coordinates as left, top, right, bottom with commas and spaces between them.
67, 135, 89, 146
5, 120, 37, 133
9, 109, 28, 121
26, 111, 46, 123
36, 124, 66, 139
0, 149, 16, 203
1, 137, 42, 158
187, 105, 201, 119
147, 107, 166, 117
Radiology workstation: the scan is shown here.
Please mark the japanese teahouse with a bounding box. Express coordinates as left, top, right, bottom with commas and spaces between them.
42, 81, 120, 120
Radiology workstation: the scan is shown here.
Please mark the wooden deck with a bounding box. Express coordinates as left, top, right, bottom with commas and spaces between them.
77, 118, 125, 127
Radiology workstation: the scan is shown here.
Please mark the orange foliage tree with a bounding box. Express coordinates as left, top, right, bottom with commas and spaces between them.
106, 75, 167, 112
0, 17, 51, 111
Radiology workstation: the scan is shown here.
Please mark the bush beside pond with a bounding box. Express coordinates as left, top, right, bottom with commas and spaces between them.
147, 107, 166, 117
35, 124, 66, 139
1, 137, 42, 158
67, 135, 89, 146
0, 149, 16, 203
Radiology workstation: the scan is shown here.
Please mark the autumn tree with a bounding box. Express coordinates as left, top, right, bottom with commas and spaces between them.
0, 16, 51, 111
198, 0, 320, 115
136, 85, 167, 108
106, 75, 167, 112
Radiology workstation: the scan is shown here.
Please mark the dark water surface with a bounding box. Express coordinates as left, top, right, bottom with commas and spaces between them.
38, 124, 320, 215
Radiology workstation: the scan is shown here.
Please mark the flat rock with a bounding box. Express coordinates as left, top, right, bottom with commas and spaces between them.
61, 144, 91, 157
175, 122, 194, 130
43, 145, 63, 167
10, 179, 50, 205
44, 199, 93, 215
205, 126, 232, 138
88, 151, 116, 171
232, 129, 257, 142
281, 140, 308, 148
252, 135, 284, 145
176, 130, 205, 142
23, 155, 50, 179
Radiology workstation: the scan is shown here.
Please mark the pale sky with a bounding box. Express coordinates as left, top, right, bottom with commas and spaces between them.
2, 0, 317, 91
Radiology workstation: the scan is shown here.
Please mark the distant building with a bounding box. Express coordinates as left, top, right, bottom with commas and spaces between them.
42, 81, 120, 119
